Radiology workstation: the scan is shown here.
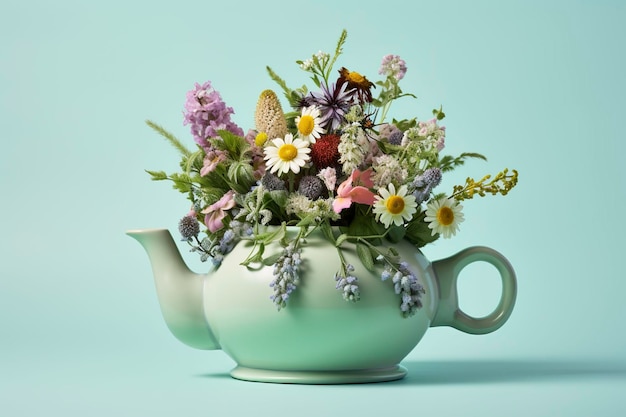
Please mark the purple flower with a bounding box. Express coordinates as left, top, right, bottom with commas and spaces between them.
335, 264, 360, 302
412, 167, 442, 203
379, 54, 407, 81
183, 81, 244, 148
269, 242, 302, 310
308, 82, 355, 131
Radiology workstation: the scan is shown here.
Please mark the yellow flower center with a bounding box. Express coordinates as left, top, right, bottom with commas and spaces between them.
298, 115, 315, 136
255, 132, 268, 146
278, 143, 298, 161
386, 195, 405, 215
347, 71, 365, 84
437, 206, 455, 226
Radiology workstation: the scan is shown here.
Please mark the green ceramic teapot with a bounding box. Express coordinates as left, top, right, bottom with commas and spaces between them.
127, 226, 516, 384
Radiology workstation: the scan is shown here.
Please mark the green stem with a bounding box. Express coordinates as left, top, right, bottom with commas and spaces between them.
356, 237, 401, 272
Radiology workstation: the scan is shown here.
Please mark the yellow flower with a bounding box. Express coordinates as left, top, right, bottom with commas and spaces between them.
338, 67, 375, 103
255, 132, 268, 146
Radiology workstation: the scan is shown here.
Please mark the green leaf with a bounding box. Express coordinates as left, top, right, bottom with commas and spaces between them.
437, 152, 487, 173
260, 223, 286, 245
241, 243, 265, 266
261, 252, 282, 266
266, 190, 288, 208
170, 173, 192, 193
386, 225, 406, 243
216, 130, 247, 157
184, 149, 204, 174
432, 106, 446, 120
295, 215, 318, 227
405, 213, 439, 248
347, 214, 385, 245
356, 242, 374, 271
145, 170, 168, 180
227, 161, 255, 193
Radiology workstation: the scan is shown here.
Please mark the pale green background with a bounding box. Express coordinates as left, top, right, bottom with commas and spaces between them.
2, 0, 625, 415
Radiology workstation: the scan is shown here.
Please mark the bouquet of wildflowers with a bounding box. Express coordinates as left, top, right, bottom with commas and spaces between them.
146, 30, 518, 316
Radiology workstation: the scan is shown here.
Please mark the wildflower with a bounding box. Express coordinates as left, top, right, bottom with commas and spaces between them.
269, 242, 302, 310
200, 148, 227, 176
297, 175, 324, 200
310, 134, 341, 168
263, 133, 311, 175
202, 190, 236, 233
337, 67, 375, 103
286, 194, 339, 222
424, 197, 464, 238
299, 58, 314, 71
371, 154, 408, 189
317, 167, 337, 194
378, 123, 403, 143
381, 261, 424, 317
178, 215, 200, 241
244, 129, 267, 179
335, 264, 360, 302
388, 131, 404, 145
295, 106, 325, 143
412, 167, 442, 203
332, 169, 376, 213
183, 81, 243, 148
308, 82, 355, 131
254, 90, 289, 141
337, 123, 368, 175
373, 183, 418, 228
379, 54, 407, 81
208, 220, 253, 266
315, 50, 329, 61
410, 118, 446, 152
261, 172, 286, 191
255, 132, 268, 146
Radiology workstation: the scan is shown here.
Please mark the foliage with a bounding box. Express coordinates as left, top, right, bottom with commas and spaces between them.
144, 30, 518, 315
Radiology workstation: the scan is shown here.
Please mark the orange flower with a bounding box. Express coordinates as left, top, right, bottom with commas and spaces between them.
337, 67, 375, 103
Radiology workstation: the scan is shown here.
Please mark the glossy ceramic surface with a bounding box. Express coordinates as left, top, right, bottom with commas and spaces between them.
127, 227, 516, 384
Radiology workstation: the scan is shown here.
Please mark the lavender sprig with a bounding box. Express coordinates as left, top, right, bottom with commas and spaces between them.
382, 261, 425, 317
269, 241, 302, 310
334, 263, 360, 302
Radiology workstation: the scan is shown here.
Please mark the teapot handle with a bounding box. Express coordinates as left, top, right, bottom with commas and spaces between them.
430, 246, 517, 334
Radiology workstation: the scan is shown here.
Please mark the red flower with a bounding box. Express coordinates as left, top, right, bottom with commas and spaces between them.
310, 134, 341, 168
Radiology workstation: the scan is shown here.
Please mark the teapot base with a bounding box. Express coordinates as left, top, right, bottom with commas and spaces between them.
229, 364, 407, 384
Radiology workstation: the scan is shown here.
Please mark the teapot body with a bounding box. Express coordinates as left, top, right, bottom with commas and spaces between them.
128, 227, 516, 384
203, 234, 438, 379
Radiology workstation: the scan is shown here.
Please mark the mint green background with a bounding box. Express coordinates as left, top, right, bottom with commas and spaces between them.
2, 0, 625, 415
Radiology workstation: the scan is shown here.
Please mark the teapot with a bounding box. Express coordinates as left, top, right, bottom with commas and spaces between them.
127, 226, 516, 384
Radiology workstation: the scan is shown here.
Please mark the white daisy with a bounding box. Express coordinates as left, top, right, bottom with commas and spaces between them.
263, 133, 311, 175
424, 197, 464, 238
295, 106, 325, 143
373, 183, 418, 228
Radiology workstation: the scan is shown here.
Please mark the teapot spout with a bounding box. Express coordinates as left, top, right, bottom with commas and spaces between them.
126, 228, 220, 350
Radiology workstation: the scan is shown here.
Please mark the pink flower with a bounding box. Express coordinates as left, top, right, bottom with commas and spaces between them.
332, 169, 376, 213
202, 190, 236, 233
200, 148, 227, 176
